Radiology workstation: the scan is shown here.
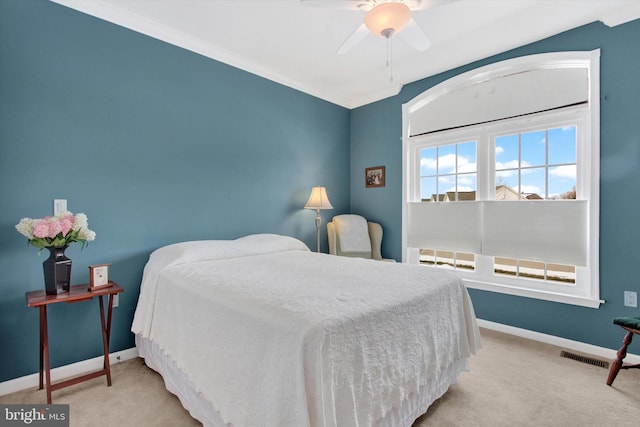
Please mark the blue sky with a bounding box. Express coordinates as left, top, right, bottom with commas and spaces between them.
420, 125, 577, 199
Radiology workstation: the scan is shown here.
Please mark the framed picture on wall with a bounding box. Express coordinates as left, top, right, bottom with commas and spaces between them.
365, 166, 385, 188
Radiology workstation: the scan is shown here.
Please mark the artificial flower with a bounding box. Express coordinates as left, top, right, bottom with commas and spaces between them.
16, 211, 96, 250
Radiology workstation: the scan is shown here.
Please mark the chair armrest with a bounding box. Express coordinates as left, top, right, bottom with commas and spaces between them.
327, 221, 338, 255
368, 222, 383, 260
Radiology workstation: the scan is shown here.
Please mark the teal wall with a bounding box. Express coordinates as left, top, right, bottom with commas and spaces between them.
351, 19, 640, 352
2, 0, 639, 385
0, 0, 349, 382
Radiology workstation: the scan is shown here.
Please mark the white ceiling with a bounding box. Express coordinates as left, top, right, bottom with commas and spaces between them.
52, 0, 640, 109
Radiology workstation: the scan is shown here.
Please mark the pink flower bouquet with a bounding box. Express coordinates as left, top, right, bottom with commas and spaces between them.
16, 211, 96, 250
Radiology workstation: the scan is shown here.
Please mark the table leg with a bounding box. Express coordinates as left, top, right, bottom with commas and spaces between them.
106, 294, 114, 350
106, 294, 115, 385
41, 306, 52, 404
38, 307, 44, 390
98, 295, 113, 386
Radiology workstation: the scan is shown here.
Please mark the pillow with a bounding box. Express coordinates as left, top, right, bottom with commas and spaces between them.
132, 234, 309, 336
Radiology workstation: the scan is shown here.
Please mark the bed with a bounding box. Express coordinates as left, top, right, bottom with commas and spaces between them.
131, 234, 481, 427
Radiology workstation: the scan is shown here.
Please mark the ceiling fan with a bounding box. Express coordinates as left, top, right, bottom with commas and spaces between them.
300, 0, 452, 54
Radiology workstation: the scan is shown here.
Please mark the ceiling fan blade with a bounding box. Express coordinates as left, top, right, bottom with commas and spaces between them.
337, 23, 370, 54
397, 18, 431, 51
300, 0, 457, 12
299, 0, 370, 11
410, 0, 458, 11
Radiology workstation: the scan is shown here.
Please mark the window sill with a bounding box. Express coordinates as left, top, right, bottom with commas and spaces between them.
463, 278, 604, 308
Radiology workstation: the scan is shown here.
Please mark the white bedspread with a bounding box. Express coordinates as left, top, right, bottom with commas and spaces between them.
132, 234, 481, 427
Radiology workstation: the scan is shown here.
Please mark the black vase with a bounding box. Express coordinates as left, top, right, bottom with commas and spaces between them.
43, 246, 72, 295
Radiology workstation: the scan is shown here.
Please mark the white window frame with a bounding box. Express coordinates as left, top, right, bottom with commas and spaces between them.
402, 51, 601, 308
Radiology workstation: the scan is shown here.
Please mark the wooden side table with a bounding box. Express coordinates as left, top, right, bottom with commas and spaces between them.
25, 281, 124, 404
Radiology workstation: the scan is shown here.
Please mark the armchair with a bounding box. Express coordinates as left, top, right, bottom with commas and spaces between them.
327, 214, 392, 261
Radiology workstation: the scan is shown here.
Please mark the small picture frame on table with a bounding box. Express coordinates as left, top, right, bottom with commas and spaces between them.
89, 263, 111, 291
365, 166, 385, 188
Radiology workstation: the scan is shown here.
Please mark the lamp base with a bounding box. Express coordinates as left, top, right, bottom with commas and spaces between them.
315, 211, 321, 253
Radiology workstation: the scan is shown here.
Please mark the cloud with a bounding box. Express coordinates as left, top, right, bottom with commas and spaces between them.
495, 146, 504, 155
446, 185, 475, 192
438, 153, 458, 170
421, 157, 437, 170
496, 160, 519, 170
496, 169, 517, 179
458, 176, 475, 185
460, 186, 475, 192
549, 164, 576, 179
458, 163, 477, 173
421, 153, 476, 174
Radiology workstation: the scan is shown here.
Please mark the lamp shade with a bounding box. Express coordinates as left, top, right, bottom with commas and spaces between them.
304, 187, 333, 210
364, 2, 411, 37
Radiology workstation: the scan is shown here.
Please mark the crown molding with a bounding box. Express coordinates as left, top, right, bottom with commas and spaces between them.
50, 0, 357, 108
599, 2, 640, 27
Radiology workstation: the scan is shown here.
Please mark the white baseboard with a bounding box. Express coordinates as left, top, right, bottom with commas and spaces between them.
477, 319, 640, 365
0, 347, 138, 397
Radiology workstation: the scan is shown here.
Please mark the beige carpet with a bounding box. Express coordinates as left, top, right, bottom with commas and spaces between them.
2, 328, 639, 426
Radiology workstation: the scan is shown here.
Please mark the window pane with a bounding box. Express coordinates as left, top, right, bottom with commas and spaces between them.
438, 145, 456, 175
494, 257, 517, 277
520, 167, 545, 199
494, 257, 576, 285
519, 259, 546, 280
419, 249, 436, 265
421, 141, 478, 203
437, 175, 455, 201
547, 263, 576, 284
457, 141, 477, 173
495, 134, 520, 199
549, 166, 576, 199
548, 126, 576, 165
420, 249, 475, 272
458, 173, 477, 198
455, 252, 476, 271
438, 250, 455, 269
495, 127, 577, 201
420, 147, 437, 175
495, 171, 519, 198
496, 134, 519, 171
521, 130, 546, 167
421, 177, 437, 201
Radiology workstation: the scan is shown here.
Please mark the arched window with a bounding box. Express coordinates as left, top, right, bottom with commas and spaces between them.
402, 50, 601, 308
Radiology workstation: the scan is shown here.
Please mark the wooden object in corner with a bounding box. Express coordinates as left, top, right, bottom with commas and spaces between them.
25, 282, 124, 404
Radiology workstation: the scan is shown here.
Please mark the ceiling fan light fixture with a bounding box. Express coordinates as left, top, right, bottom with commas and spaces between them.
364, 2, 412, 38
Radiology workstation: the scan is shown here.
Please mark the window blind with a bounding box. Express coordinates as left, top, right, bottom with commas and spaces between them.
407, 202, 482, 253
407, 200, 587, 266
409, 68, 588, 137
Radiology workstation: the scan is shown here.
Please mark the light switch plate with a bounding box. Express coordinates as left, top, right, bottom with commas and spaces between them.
53, 199, 67, 215
624, 291, 637, 308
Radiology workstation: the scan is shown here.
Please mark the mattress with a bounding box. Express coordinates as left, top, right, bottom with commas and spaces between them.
132, 234, 481, 427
